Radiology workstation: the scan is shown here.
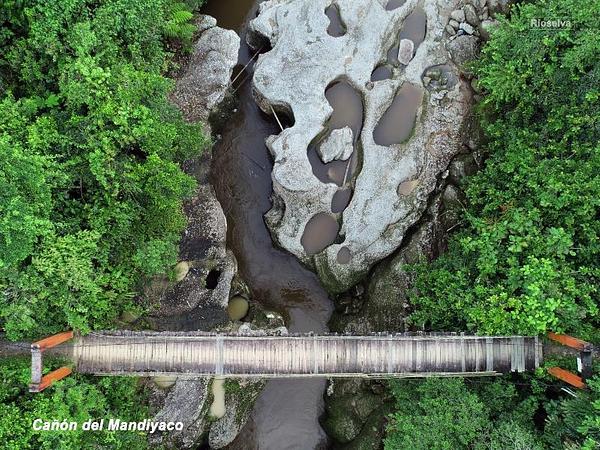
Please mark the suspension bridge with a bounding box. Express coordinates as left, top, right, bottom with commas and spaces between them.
25, 330, 594, 392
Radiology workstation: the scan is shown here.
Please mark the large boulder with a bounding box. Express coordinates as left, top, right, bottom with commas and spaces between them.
150, 378, 211, 448
145, 183, 236, 331
170, 15, 240, 124
249, 0, 474, 293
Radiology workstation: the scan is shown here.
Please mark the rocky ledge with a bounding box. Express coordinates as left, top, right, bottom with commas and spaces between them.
248, 0, 486, 293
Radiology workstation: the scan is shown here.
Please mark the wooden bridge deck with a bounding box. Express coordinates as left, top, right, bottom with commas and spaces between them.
64, 331, 542, 378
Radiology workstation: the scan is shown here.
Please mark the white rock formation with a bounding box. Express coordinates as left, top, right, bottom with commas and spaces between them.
249, 0, 472, 292
398, 38, 415, 65
318, 126, 354, 163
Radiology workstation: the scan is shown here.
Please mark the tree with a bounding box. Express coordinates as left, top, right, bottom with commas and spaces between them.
0, 0, 209, 339
408, 0, 600, 337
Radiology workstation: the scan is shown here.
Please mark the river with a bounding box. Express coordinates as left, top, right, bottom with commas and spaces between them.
204, 0, 333, 448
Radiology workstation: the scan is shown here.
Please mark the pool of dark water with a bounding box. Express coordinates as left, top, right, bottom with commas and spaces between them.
206, 1, 333, 448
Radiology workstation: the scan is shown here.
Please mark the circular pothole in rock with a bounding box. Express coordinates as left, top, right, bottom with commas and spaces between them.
325, 3, 346, 37
336, 246, 352, 264
227, 296, 249, 321
397, 179, 418, 196
301, 213, 340, 255
373, 83, 423, 146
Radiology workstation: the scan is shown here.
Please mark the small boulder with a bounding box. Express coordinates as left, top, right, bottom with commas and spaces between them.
397, 38, 415, 65
463, 4, 480, 26
459, 22, 475, 35
447, 34, 480, 68
445, 24, 457, 35
318, 126, 354, 163
450, 9, 465, 23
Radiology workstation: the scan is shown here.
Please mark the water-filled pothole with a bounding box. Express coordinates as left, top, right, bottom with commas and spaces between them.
385, 0, 407, 11
373, 82, 423, 146
331, 188, 352, 213
307, 81, 363, 186
371, 64, 393, 82
387, 8, 427, 66
400, 8, 427, 44
397, 179, 419, 196
301, 213, 340, 255
336, 246, 352, 264
325, 3, 346, 37
325, 81, 363, 137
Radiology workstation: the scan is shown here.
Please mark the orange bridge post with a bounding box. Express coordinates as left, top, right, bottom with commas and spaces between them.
547, 332, 594, 388
29, 331, 74, 393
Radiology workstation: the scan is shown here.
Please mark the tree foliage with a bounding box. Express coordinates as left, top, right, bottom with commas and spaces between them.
0, 0, 209, 339
0, 358, 149, 449
384, 378, 543, 450
408, 0, 600, 337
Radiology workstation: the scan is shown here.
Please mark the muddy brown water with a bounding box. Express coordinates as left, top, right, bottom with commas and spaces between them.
373, 82, 423, 146
399, 7, 427, 45
302, 80, 364, 255
385, 0, 407, 11
201, 0, 258, 31
301, 213, 340, 256
325, 3, 345, 37
387, 7, 427, 66
336, 246, 352, 264
371, 64, 393, 82
331, 187, 352, 213
307, 81, 363, 188
206, 1, 332, 448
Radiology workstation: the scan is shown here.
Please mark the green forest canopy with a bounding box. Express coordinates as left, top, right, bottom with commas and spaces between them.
0, 0, 209, 340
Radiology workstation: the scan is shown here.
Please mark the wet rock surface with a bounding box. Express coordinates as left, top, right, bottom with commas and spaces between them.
150, 378, 211, 449
249, 0, 474, 293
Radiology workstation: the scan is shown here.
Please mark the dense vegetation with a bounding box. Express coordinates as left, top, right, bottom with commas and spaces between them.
1, 0, 206, 447
385, 376, 600, 450
0, 0, 209, 340
0, 357, 149, 449
408, 0, 599, 338
387, 1, 599, 449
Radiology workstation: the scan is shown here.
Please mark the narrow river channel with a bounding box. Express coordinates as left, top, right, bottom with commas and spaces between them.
205, 1, 333, 448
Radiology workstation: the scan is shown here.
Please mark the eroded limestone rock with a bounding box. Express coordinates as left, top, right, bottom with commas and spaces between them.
249, 0, 473, 292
